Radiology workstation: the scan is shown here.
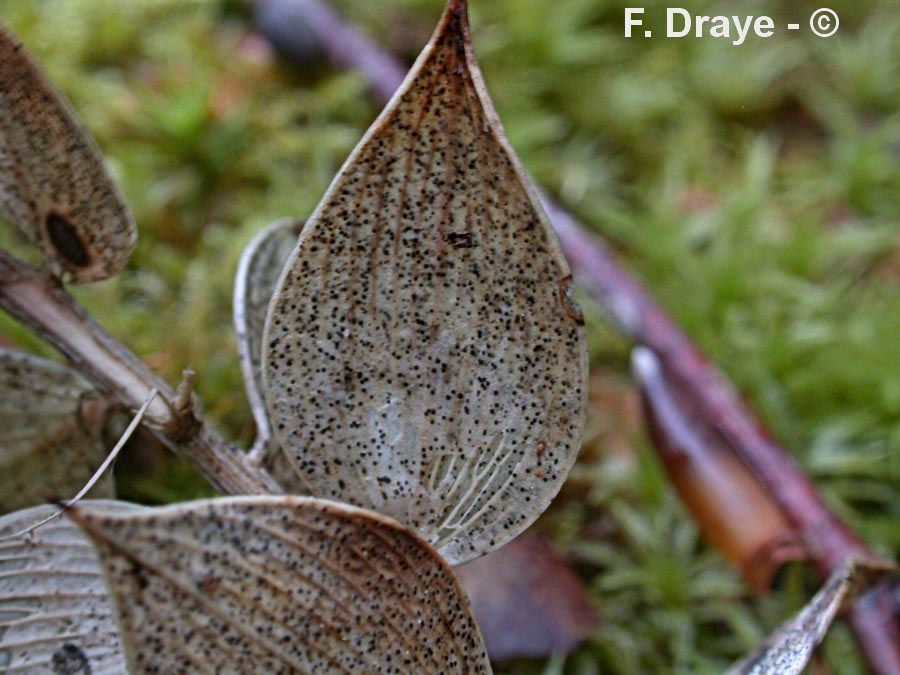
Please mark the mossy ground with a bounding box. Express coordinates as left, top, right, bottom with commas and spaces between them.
1, 0, 897, 672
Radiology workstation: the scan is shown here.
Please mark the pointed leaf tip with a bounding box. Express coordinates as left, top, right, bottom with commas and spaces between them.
263, 2, 588, 564
445, 0, 470, 21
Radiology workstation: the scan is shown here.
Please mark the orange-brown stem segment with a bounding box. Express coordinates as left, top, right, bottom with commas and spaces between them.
633, 348, 806, 592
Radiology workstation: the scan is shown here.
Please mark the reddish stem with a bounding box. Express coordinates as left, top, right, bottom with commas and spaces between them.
257, 0, 407, 104
633, 347, 807, 593
257, 1, 900, 671
547, 167, 900, 675
546, 203, 869, 570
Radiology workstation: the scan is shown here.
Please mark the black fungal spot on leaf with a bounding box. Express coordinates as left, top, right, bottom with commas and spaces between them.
45, 212, 91, 268
51, 643, 92, 675
443, 230, 476, 248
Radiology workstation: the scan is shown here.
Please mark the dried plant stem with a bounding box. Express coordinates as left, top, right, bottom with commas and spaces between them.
268, 0, 900, 669
632, 347, 807, 592
0, 250, 282, 496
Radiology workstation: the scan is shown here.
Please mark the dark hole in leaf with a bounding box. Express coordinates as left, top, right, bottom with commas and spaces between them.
52, 643, 92, 675
45, 211, 90, 268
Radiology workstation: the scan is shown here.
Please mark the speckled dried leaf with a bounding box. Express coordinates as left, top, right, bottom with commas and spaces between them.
0, 27, 136, 282
727, 558, 898, 675
262, 0, 588, 565
70, 496, 492, 674
0, 501, 136, 674
0, 348, 115, 513
233, 218, 307, 492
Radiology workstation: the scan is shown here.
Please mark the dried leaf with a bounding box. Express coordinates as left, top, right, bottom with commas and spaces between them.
234, 218, 305, 448
0, 348, 115, 513
0, 27, 136, 283
262, 0, 587, 564
0, 502, 135, 673
70, 496, 492, 674
632, 347, 806, 591
233, 219, 307, 492
728, 558, 899, 675
456, 533, 599, 661
260, 436, 309, 496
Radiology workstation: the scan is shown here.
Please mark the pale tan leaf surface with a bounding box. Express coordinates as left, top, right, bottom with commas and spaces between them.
262, 0, 588, 565
456, 533, 599, 661
0, 501, 135, 674
233, 219, 307, 493
0, 348, 115, 513
70, 496, 492, 674
727, 558, 898, 675
0, 27, 136, 283
234, 218, 304, 447
256, 435, 308, 497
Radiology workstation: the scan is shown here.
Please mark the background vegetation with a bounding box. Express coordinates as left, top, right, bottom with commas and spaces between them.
1, 0, 897, 672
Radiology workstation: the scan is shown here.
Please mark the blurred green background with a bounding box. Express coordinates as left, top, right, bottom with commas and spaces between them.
0, 0, 898, 672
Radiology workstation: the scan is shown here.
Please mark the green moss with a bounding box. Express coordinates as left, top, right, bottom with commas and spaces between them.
1, 0, 897, 671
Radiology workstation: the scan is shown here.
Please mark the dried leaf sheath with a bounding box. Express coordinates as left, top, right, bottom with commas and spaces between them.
263, 1, 587, 564
632, 347, 806, 591
0, 28, 135, 282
